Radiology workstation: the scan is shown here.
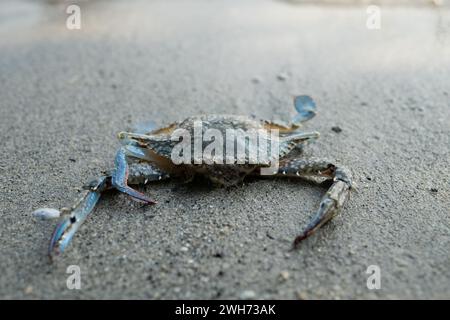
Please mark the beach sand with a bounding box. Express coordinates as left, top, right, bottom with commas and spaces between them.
0, 0, 449, 299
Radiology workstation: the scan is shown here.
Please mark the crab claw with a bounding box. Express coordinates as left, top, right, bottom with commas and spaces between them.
292, 167, 352, 249
48, 176, 109, 259
49, 211, 76, 257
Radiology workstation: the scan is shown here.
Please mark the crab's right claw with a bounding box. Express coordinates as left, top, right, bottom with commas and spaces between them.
49, 212, 76, 258
48, 177, 109, 259
48, 192, 101, 258
292, 95, 317, 124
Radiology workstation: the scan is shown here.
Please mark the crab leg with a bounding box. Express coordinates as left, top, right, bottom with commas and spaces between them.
111, 147, 157, 204
292, 95, 317, 125
48, 176, 111, 257
46, 162, 169, 258
271, 158, 352, 249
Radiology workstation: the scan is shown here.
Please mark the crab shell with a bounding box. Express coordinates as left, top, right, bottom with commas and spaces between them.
123, 115, 317, 186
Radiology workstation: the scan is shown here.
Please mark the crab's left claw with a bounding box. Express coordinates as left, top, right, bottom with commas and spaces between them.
48, 176, 110, 259
292, 166, 352, 249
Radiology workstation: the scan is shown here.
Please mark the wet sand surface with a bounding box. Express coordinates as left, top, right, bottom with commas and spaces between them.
0, 0, 449, 299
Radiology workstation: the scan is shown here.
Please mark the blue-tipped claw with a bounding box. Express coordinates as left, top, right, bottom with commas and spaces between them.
48, 176, 109, 259
293, 95, 317, 124
48, 147, 156, 259
49, 213, 75, 257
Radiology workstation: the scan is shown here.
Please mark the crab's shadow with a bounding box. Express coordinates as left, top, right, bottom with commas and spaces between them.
166, 174, 332, 198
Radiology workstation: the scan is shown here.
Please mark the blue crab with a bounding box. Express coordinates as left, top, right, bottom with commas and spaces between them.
34, 95, 352, 258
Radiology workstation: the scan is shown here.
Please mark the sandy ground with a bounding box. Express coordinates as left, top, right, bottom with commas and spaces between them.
0, 0, 449, 299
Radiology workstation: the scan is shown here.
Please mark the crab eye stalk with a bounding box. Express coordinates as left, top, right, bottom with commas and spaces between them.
117, 131, 128, 140
118, 131, 141, 146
